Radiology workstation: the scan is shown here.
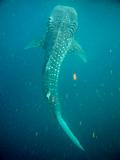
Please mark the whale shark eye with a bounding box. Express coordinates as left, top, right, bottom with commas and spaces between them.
48, 16, 53, 23
48, 16, 55, 30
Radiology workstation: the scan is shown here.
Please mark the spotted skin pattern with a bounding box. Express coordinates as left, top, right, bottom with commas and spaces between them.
43, 5, 85, 150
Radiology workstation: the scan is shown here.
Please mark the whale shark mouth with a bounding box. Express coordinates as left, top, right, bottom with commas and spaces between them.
47, 5, 78, 39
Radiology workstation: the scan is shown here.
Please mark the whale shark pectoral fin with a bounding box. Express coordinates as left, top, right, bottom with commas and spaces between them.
70, 40, 87, 63
24, 39, 45, 50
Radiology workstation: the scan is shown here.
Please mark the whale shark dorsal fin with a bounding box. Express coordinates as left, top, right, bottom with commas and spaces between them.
70, 40, 87, 63
24, 39, 45, 50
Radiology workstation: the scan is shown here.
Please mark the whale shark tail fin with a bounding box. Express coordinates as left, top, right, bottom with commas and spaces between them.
55, 111, 85, 151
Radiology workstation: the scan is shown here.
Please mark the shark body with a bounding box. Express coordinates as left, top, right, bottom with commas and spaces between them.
25, 5, 86, 150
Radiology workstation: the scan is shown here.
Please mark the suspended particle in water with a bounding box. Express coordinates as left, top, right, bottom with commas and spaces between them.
35, 131, 39, 137
118, 88, 120, 92
65, 93, 69, 99
79, 121, 82, 126
110, 69, 113, 75
92, 131, 98, 139
109, 48, 113, 56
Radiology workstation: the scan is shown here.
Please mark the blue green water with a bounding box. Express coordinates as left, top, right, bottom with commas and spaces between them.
0, 0, 120, 160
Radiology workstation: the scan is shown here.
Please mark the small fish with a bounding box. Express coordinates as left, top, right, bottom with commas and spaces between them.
73, 72, 77, 81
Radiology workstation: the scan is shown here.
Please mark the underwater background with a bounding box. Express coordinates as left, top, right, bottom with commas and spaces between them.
0, 0, 120, 160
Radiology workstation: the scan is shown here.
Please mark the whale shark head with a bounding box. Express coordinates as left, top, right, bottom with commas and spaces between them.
48, 5, 78, 38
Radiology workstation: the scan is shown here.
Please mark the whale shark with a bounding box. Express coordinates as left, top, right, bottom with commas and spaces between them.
25, 5, 87, 151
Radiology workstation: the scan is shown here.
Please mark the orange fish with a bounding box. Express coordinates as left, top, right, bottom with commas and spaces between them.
73, 72, 77, 81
